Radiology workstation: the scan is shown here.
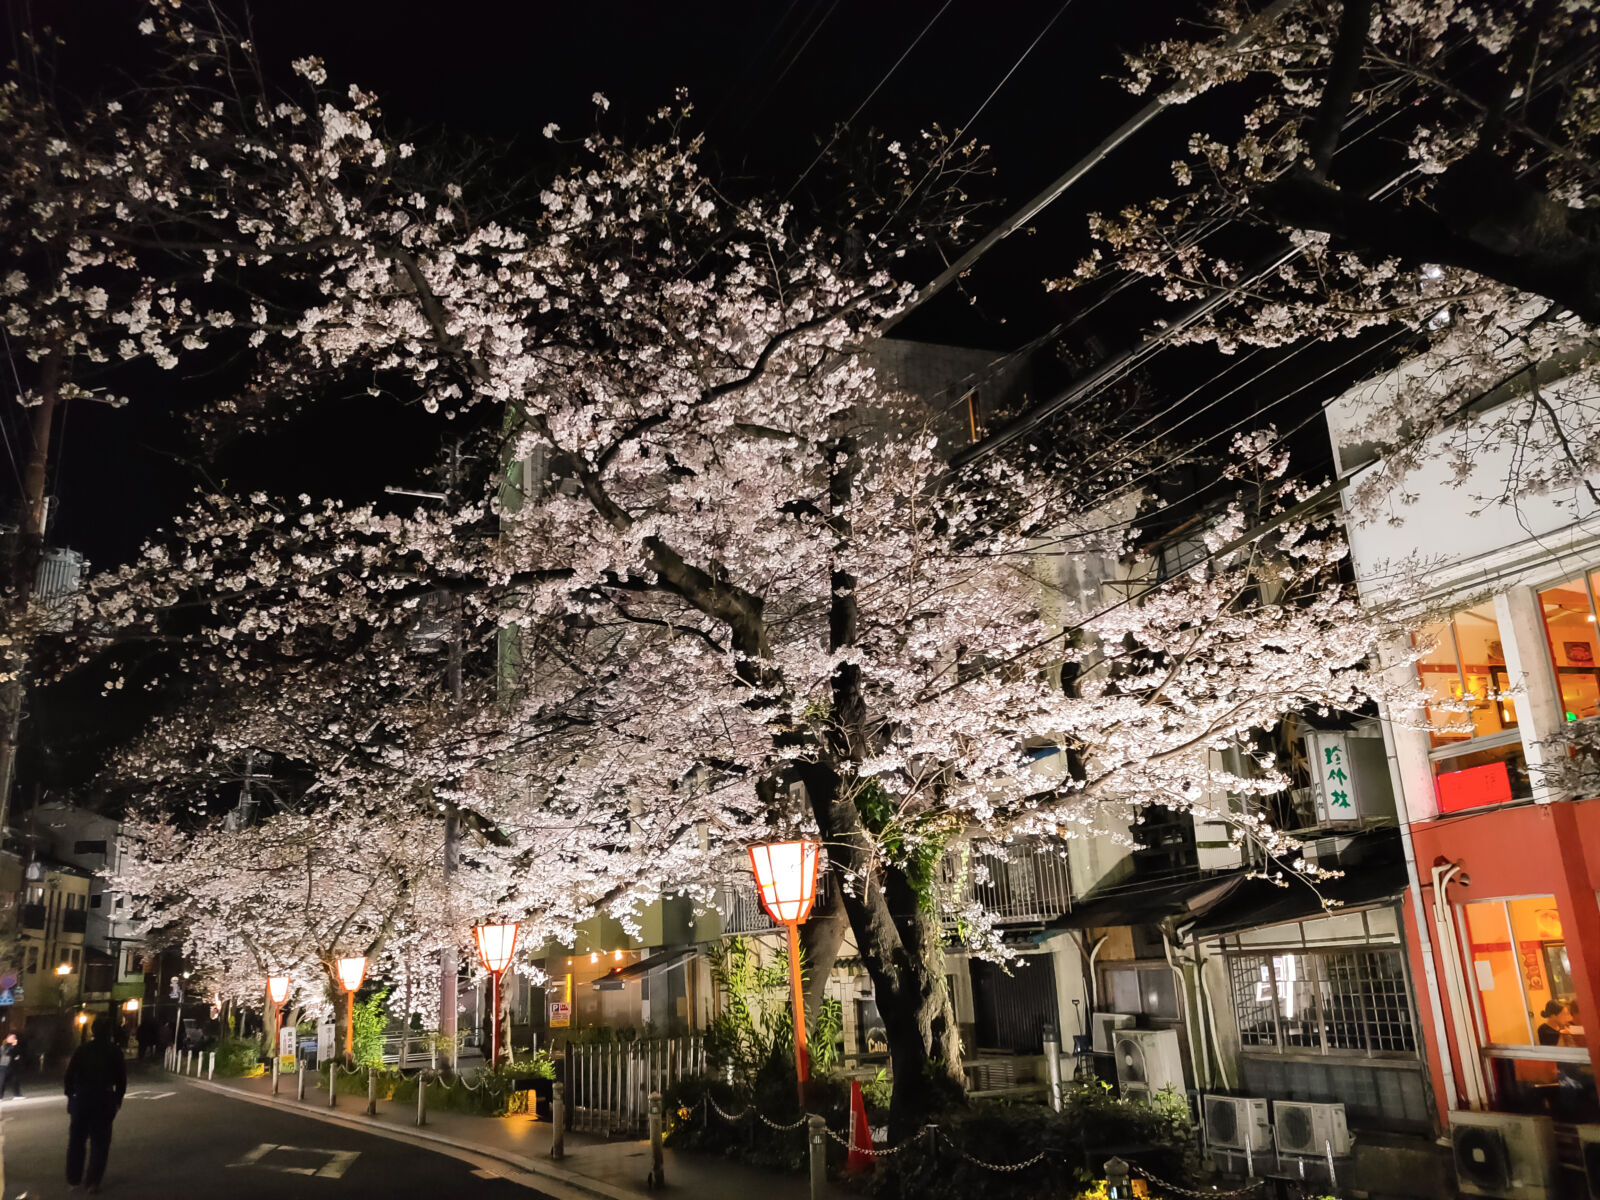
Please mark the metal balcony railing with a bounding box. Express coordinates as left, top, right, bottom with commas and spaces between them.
947, 838, 1075, 925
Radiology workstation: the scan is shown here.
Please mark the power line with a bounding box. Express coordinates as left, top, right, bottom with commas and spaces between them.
878, 0, 1304, 336
785, 0, 957, 201
872, 0, 1078, 246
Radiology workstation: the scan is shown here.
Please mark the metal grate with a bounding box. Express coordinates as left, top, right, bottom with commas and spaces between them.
1226, 947, 1416, 1056
1229, 954, 1279, 1047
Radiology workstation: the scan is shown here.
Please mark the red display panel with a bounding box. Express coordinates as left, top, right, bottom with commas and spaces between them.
1435, 761, 1513, 814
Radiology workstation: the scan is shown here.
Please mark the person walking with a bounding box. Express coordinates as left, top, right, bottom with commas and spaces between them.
63, 1015, 127, 1194
0, 1032, 22, 1098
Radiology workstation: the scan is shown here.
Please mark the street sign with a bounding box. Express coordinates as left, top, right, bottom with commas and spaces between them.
548, 1000, 571, 1028
316, 1020, 336, 1062
278, 1025, 297, 1074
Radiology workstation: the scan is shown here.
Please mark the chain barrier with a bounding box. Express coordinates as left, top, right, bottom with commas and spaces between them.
820, 1127, 917, 1157
691, 1087, 1256, 1191
938, 1129, 1048, 1172
1130, 1162, 1266, 1198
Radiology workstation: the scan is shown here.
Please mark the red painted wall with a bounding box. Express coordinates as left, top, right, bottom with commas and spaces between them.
1402, 797, 1600, 1120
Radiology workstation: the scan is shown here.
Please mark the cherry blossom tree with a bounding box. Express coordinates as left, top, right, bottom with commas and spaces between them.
7, 6, 1416, 1137
1066, 0, 1600, 516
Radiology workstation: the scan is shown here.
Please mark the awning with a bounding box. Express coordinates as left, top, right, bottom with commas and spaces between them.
1046, 873, 1243, 932
1180, 834, 1410, 941
592, 946, 697, 989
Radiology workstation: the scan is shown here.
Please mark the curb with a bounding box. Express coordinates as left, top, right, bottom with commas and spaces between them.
180, 1074, 638, 1200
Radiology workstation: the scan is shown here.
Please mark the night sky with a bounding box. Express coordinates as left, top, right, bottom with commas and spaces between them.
20, 0, 1208, 571
11, 0, 1372, 794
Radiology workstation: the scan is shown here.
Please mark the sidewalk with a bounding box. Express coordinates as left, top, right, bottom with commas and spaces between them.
182, 1066, 839, 1200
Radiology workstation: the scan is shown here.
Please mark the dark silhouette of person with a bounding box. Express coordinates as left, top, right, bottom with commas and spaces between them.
0, 1032, 21, 1098
1537, 999, 1570, 1046
63, 1015, 127, 1193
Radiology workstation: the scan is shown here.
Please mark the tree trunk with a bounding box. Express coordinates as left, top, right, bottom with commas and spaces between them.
802, 763, 964, 1143
798, 902, 849, 1035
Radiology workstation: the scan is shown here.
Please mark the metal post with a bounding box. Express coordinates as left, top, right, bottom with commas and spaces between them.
1042, 1022, 1063, 1112
490, 969, 500, 1070
298, 1062, 306, 1101
808, 1114, 828, 1199
417, 1076, 427, 1127
550, 1081, 565, 1160
272, 1058, 280, 1095
647, 1091, 664, 1189
367, 1066, 378, 1116
208, 1051, 215, 1080
329, 1062, 338, 1108
1105, 1156, 1131, 1200
1325, 1139, 1337, 1190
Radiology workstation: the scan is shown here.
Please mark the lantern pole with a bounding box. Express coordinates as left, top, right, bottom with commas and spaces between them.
490, 967, 502, 1070
748, 840, 820, 1107
785, 920, 809, 1102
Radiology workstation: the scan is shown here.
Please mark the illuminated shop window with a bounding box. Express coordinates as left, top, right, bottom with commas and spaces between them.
1538, 569, 1600, 722
1416, 602, 1531, 810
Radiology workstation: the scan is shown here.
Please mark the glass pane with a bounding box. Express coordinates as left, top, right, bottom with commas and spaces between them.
1433, 741, 1532, 812
1540, 573, 1600, 722
1415, 619, 1466, 747
1452, 602, 1517, 738
1228, 954, 1277, 1047
1138, 968, 1180, 1019
1107, 968, 1141, 1016
1274, 953, 1321, 1047
1505, 898, 1579, 1046
1464, 901, 1532, 1046
1486, 1055, 1600, 1123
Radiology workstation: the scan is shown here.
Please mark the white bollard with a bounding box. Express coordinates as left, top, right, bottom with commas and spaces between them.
416, 1076, 427, 1128
272, 1058, 280, 1095
298, 1062, 307, 1101
208, 1051, 215, 1080
329, 1062, 338, 1108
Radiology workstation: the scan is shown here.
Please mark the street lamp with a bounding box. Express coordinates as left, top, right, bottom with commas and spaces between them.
267, 974, 290, 1062
55, 962, 71, 976
123, 999, 140, 1013
748, 840, 821, 1103
335, 957, 367, 1067
472, 922, 519, 1070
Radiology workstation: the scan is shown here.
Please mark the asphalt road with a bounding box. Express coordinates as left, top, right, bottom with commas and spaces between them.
1, 1062, 550, 1199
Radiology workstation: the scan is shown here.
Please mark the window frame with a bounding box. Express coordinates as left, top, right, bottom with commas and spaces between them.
1415, 604, 1520, 747
1457, 892, 1588, 1063
1535, 564, 1600, 725
1223, 942, 1421, 1062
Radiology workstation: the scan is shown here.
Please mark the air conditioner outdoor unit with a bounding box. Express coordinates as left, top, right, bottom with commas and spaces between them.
1091, 1012, 1135, 1055
1202, 1095, 1271, 1152
1273, 1100, 1352, 1158
1113, 1028, 1184, 1098
1451, 1112, 1558, 1200
1577, 1124, 1600, 1200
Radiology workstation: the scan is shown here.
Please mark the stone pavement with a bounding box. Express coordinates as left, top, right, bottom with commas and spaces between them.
180, 1064, 842, 1200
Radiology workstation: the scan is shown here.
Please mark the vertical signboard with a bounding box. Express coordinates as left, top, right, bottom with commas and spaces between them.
278, 1025, 297, 1074
1305, 731, 1361, 823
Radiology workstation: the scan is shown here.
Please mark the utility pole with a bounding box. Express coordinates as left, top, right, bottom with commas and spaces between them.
440, 441, 462, 1073
0, 351, 62, 838
387, 445, 466, 1071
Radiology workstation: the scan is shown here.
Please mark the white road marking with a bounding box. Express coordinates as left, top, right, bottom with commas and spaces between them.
227, 1142, 360, 1179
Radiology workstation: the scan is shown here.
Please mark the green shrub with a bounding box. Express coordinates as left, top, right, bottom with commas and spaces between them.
350, 988, 388, 1068
212, 1036, 265, 1077
664, 1057, 853, 1175
865, 1083, 1197, 1200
